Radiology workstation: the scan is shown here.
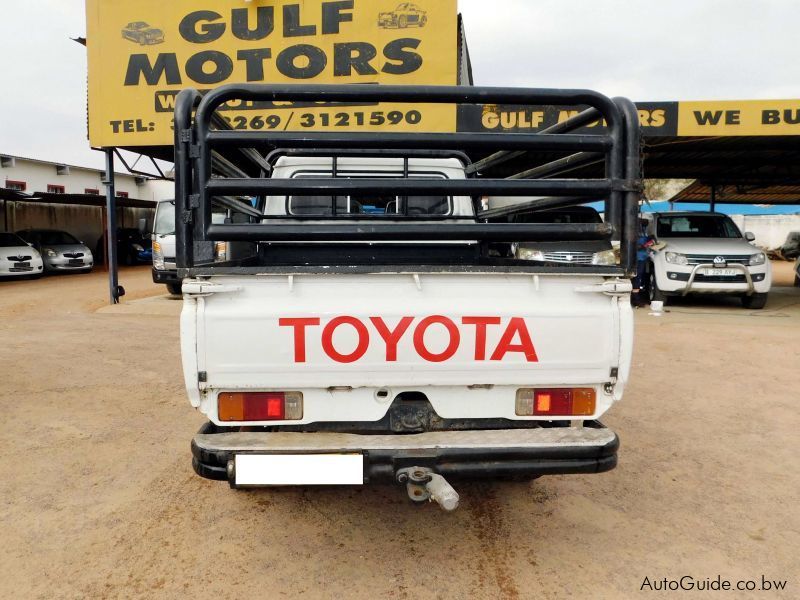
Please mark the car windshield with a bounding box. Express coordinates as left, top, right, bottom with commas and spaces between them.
154, 201, 176, 235
39, 231, 80, 245
0, 232, 27, 247
656, 215, 741, 238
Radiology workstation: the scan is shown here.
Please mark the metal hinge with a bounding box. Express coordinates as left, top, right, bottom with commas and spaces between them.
189, 144, 200, 158
179, 129, 192, 143
574, 280, 632, 296
188, 194, 200, 209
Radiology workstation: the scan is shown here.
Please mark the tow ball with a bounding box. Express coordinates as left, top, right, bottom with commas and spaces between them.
396, 467, 460, 512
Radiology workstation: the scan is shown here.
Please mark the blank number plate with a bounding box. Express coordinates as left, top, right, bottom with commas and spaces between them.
234, 454, 364, 486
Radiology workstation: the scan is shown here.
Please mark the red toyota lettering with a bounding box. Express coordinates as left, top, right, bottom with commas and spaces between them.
369, 316, 414, 361
413, 315, 461, 363
462, 316, 502, 360
321, 316, 370, 363
490, 317, 539, 362
278, 317, 321, 363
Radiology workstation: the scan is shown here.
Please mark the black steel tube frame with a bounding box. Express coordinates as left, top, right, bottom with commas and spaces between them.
176, 84, 638, 272
209, 222, 612, 243
614, 97, 643, 275
206, 177, 611, 198
508, 151, 604, 180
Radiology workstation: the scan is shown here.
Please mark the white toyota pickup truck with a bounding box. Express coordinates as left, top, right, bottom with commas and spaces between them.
173, 84, 642, 509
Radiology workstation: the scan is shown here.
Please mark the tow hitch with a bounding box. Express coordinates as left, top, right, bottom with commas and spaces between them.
396, 467, 460, 512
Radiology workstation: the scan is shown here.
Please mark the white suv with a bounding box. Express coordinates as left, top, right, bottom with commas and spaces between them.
645, 211, 771, 309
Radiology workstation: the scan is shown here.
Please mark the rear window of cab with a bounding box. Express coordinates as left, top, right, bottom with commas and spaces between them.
287, 172, 452, 217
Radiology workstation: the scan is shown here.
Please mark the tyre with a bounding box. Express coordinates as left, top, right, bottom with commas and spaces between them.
741, 292, 768, 309
794, 272, 800, 287
648, 267, 667, 304
166, 282, 183, 295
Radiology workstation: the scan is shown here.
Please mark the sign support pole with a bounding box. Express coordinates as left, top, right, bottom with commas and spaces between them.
103, 148, 120, 304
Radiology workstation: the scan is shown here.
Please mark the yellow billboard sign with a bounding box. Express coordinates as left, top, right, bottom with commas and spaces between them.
678, 100, 800, 136
86, 0, 458, 147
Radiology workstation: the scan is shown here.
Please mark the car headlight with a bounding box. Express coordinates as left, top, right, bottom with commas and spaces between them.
749, 252, 766, 266
152, 241, 165, 270
132, 244, 145, 252
665, 251, 688, 266
591, 249, 617, 266
44, 248, 58, 257
516, 248, 545, 262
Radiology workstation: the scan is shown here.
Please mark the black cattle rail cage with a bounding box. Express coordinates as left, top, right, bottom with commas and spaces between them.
173, 84, 641, 277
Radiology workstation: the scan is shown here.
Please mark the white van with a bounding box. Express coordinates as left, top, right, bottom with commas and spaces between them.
150, 199, 227, 295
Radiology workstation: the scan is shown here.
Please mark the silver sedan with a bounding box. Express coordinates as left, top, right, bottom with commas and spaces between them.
15, 229, 94, 274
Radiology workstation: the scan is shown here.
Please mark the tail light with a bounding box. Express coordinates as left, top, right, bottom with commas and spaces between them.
515, 388, 596, 417
218, 392, 303, 422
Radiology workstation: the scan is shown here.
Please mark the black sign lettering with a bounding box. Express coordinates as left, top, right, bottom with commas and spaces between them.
382, 38, 422, 75
322, 1, 354, 34
725, 110, 740, 125
231, 6, 275, 41
784, 109, 800, 125
186, 50, 234, 84
334, 42, 378, 76
237, 48, 273, 81
277, 44, 327, 79
763, 109, 781, 125
694, 110, 723, 125
179, 10, 225, 43
124, 53, 182, 86
283, 4, 317, 37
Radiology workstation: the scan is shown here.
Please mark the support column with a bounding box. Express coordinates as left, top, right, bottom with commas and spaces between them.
710, 184, 717, 213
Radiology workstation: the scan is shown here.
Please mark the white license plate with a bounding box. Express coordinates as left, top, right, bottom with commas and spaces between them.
234, 454, 364, 486
701, 268, 739, 277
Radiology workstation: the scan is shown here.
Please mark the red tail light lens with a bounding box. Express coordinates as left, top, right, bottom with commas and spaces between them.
515, 388, 596, 416
218, 392, 303, 422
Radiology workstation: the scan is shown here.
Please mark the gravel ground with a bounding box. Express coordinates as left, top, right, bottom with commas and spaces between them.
1, 263, 798, 599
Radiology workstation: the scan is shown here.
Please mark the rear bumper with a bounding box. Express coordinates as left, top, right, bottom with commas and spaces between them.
191, 421, 619, 484
152, 268, 180, 285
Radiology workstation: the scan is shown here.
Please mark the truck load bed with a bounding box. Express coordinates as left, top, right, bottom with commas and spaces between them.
172, 83, 641, 507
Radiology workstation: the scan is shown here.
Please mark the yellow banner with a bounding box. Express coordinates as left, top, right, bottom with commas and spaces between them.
678, 100, 800, 136
87, 0, 458, 147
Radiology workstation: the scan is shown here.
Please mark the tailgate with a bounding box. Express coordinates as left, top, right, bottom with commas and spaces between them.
181, 273, 632, 421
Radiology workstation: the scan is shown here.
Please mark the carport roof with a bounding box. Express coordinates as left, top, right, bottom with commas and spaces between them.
0, 188, 156, 209
642, 135, 800, 182
667, 180, 800, 205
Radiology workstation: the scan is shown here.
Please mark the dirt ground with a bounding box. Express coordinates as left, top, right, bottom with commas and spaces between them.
1, 263, 798, 599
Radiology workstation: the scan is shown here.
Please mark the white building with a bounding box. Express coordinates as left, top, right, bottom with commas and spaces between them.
1, 153, 173, 247
1, 153, 172, 201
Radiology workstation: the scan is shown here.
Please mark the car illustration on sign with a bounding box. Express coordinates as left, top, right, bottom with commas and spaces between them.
121, 21, 164, 45
378, 3, 428, 28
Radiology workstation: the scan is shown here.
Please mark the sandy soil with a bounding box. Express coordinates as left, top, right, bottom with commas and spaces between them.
1, 264, 798, 599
